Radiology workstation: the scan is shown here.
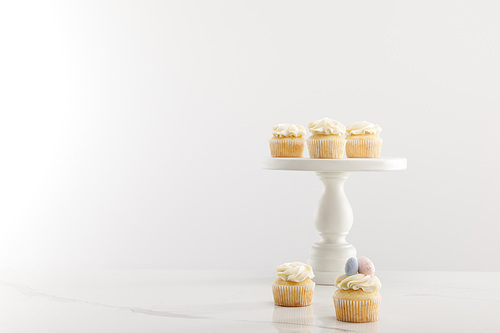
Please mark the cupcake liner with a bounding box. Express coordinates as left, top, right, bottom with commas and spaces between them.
333, 297, 381, 323
269, 138, 306, 158
345, 138, 382, 158
307, 137, 346, 159
272, 283, 315, 307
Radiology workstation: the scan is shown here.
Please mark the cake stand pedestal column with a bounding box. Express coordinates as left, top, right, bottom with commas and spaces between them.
309, 172, 356, 284
262, 157, 407, 285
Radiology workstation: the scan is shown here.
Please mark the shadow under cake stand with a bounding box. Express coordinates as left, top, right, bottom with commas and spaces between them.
263, 157, 407, 285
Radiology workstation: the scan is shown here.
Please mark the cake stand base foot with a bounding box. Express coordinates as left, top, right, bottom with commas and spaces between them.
308, 243, 356, 285
311, 271, 343, 285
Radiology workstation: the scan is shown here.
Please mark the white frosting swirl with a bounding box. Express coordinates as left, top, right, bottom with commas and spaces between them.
308, 118, 346, 135
346, 121, 382, 136
272, 124, 306, 138
277, 262, 315, 282
335, 274, 381, 292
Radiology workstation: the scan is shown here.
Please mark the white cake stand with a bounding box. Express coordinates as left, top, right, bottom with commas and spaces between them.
263, 157, 407, 285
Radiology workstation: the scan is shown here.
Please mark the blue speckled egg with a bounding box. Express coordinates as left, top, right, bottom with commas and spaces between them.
345, 257, 358, 275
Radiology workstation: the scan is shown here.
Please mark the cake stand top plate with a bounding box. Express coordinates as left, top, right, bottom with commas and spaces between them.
262, 157, 407, 172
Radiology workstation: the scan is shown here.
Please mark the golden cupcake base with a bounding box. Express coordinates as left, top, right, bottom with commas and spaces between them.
345, 136, 382, 158
333, 289, 381, 323
269, 137, 306, 158
307, 135, 346, 159
272, 279, 315, 307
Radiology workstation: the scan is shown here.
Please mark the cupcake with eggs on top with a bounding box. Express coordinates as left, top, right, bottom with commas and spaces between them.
345, 121, 383, 158
333, 256, 382, 323
272, 262, 315, 307
307, 118, 346, 159
269, 124, 306, 158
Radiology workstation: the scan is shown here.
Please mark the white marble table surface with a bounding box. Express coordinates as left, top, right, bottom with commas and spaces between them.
0, 270, 498, 332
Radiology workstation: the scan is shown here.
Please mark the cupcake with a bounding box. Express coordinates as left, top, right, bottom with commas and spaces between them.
272, 262, 315, 307
269, 124, 306, 158
333, 257, 381, 323
307, 118, 346, 159
345, 121, 382, 158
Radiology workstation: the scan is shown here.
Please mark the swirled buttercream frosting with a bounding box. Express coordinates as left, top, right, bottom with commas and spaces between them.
346, 121, 382, 136
308, 118, 346, 135
277, 262, 315, 282
335, 274, 381, 292
272, 124, 306, 138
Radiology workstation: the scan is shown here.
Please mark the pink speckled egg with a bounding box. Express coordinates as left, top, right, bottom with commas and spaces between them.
357, 256, 375, 276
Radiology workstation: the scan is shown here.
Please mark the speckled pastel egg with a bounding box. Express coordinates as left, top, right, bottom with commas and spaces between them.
357, 256, 375, 276
344, 257, 358, 275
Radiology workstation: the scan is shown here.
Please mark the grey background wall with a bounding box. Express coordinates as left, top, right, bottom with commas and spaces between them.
1, 1, 499, 271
